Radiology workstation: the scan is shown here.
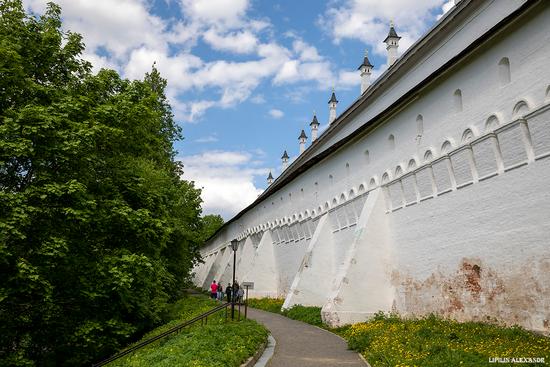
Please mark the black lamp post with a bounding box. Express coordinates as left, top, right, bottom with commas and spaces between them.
230, 239, 238, 320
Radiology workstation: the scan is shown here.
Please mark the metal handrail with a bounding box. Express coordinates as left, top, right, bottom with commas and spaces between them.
92, 302, 231, 366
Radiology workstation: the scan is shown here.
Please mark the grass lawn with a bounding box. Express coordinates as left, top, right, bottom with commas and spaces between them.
246, 298, 323, 326
247, 298, 550, 367
110, 296, 268, 367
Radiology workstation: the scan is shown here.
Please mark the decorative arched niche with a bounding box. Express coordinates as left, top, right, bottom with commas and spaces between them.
381, 172, 390, 184
395, 165, 403, 177
424, 149, 434, 163
388, 134, 396, 150
349, 189, 356, 199
512, 100, 529, 118
485, 114, 500, 132
462, 128, 475, 143
416, 115, 424, 137
408, 158, 417, 170
441, 140, 453, 154
332, 197, 339, 207
498, 57, 511, 85
358, 183, 366, 193
324, 202, 330, 211
369, 178, 377, 189
454, 89, 463, 112
340, 193, 347, 203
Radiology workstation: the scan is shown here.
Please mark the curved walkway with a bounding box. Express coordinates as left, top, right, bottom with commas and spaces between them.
247, 308, 367, 367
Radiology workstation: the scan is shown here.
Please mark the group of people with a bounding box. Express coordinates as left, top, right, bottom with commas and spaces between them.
210, 280, 244, 303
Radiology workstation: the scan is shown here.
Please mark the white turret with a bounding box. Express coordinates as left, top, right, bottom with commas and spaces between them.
328, 89, 338, 124
267, 171, 274, 185
310, 113, 320, 142
358, 50, 373, 94
281, 150, 289, 170
384, 21, 401, 66
298, 130, 308, 154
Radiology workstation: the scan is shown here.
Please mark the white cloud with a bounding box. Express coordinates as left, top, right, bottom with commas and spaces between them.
179, 0, 249, 28
179, 150, 268, 219
338, 69, 360, 88
250, 94, 266, 104
194, 135, 219, 143
292, 39, 322, 62
25, 0, 169, 62
320, 0, 446, 56
269, 109, 284, 119
203, 28, 258, 54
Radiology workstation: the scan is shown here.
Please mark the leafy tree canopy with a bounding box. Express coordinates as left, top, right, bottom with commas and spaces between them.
0, 1, 209, 365
199, 214, 225, 246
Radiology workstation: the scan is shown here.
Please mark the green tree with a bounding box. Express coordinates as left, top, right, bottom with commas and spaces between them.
199, 214, 225, 245
0, 1, 204, 365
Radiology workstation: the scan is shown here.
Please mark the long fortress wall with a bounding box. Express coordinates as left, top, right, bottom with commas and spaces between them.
193, 0, 550, 333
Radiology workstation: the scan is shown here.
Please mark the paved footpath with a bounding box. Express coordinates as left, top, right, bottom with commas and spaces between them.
247, 308, 367, 367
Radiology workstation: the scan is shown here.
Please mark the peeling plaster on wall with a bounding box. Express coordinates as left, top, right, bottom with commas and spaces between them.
391, 257, 550, 333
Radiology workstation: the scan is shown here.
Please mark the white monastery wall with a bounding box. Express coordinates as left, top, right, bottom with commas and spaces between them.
194, 1, 550, 333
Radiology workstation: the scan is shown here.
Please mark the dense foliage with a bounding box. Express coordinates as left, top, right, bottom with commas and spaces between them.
0, 1, 207, 365
112, 296, 268, 367
343, 313, 550, 367
198, 214, 224, 246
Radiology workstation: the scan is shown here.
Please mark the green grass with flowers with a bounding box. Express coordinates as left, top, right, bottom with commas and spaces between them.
247, 298, 550, 367
110, 296, 268, 367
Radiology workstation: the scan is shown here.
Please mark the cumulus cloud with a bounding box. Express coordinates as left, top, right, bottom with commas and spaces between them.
179, 150, 268, 219
179, 0, 249, 28
202, 28, 258, 54
269, 109, 284, 119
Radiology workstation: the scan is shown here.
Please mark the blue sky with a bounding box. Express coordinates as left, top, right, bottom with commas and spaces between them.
25, 0, 454, 219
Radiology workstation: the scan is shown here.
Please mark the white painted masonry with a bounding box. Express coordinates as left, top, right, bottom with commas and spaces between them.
194, 0, 550, 334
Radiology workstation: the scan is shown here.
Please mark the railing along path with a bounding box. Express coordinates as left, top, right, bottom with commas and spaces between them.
93, 302, 231, 366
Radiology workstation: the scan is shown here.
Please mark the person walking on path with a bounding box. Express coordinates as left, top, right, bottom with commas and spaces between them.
233, 281, 240, 303
237, 287, 244, 304
225, 283, 232, 303
210, 280, 218, 299
217, 284, 224, 301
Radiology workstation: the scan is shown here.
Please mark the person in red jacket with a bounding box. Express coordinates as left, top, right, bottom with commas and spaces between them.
210, 280, 218, 299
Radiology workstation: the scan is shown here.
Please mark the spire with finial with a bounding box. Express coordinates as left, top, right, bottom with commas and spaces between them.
358, 49, 374, 94
298, 129, 308, 154
310, 111, 320, 142
281, 150, 289, 170
383, 20, 401, 65
267, 171, 274, 185
328, 87, 338, 124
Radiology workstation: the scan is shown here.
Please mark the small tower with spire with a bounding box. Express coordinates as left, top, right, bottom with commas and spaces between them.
328, 89, 338, 124
384, 20, 401, 66
281, 150, 289, 170
298, 130, 308, 154
358, 50, 374, 94
267, 171, 274, 185
310, 113, 320, 142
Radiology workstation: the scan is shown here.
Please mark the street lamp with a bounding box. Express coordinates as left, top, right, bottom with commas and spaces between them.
230, 239, 238, 320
